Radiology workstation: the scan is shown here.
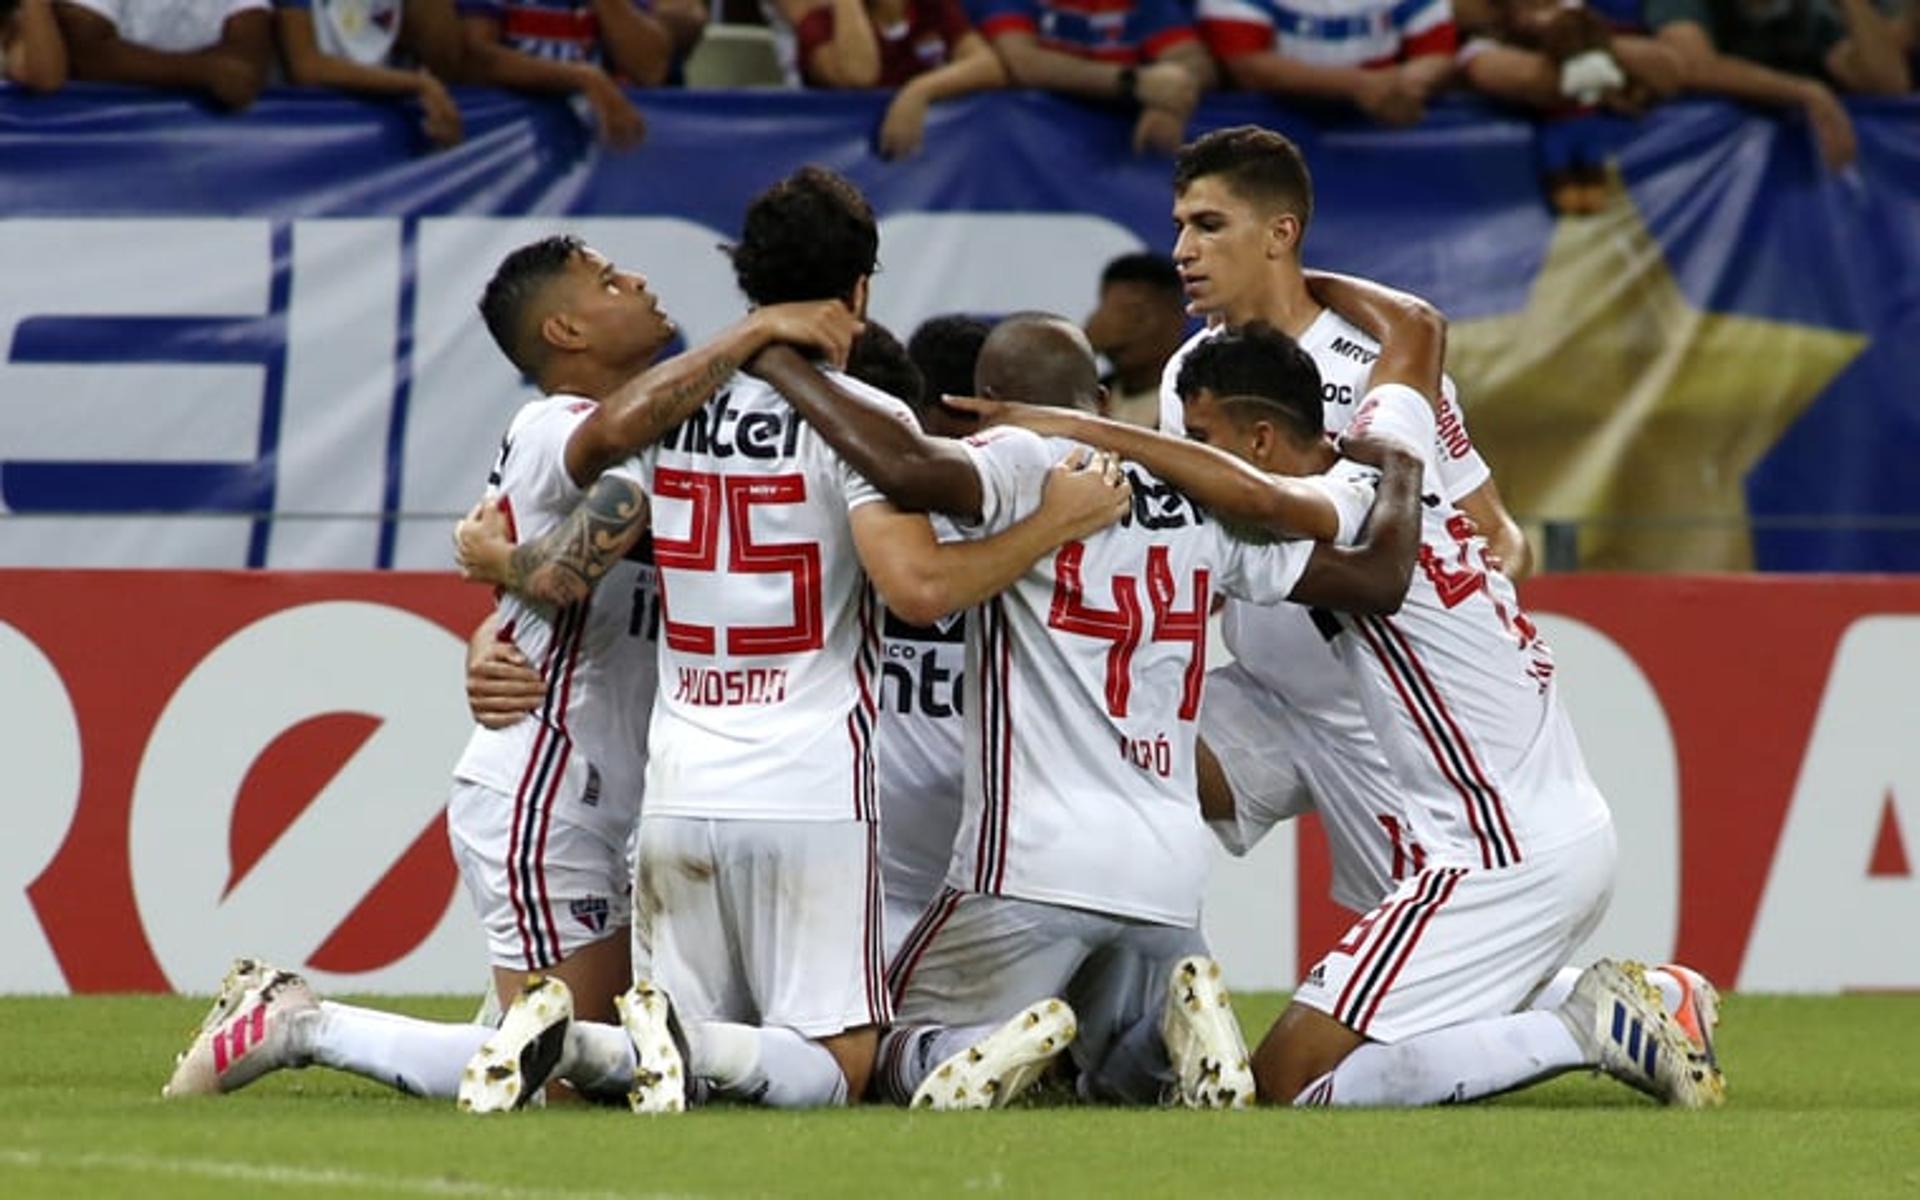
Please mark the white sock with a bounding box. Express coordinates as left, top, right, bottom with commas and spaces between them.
1529, 965, 1683, 1014
685, 1021, 848, 1108
556, 1021, 639, 1101
305, 1001, 493, 1099
1294, 1011, 1584, 1107
872, 1023, 996, 1104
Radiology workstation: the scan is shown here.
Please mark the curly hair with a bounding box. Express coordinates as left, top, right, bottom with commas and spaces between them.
728, 167, 879, 307
846, 322, 925, 408
1175, 322, 1324, 441
478, 235, 583, 378
906, 314, 992, 403
1172, 126, 1314, 238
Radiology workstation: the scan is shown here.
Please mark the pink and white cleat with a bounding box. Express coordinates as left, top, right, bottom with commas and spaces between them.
163, 969, 318, 1098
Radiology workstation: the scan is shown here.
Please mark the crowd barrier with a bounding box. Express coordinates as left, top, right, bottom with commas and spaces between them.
2, 570, 1914, 994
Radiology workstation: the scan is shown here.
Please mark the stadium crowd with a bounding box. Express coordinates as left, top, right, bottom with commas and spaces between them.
1, 0, 1912, 197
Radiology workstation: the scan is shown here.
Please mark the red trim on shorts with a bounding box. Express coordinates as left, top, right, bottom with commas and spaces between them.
1353, 867, 1465, 1033
887, 886, 964, 1005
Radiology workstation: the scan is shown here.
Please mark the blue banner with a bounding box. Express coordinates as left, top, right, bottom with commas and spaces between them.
1, 85, 1914, 570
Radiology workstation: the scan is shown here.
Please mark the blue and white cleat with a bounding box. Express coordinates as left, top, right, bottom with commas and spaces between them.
1559, 959, 1724, 1109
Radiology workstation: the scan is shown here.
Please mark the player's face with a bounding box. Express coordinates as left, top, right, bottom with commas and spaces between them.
1172, 178, 1285, 324
569, 248, 676, 365
1180, 390, 1259, 463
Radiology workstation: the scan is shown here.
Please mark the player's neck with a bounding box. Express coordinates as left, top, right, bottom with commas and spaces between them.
1228, 272, 1320, 339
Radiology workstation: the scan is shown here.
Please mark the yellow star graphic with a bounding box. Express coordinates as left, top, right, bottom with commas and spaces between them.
1447, 185, 1866, 571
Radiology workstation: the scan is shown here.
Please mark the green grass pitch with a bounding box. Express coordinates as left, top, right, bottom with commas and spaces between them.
2, 992, 1916, 1198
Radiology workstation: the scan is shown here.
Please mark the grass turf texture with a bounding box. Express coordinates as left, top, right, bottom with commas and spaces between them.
2, 993, 1916, 1199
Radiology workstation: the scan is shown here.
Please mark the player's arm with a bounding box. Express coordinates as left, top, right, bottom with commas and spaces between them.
56, 2, 272, 108
456, 11, 646, 146
849, 449, 1133, 625
563, 301, 862, 486
1304, 270, 1533, 578
454, 475, 650, 609
1283, 429, 1424, 614
592, 0, 674, 88
942, 397, 1344, 540
748, 344, 987, 519
465, 612, 548, 729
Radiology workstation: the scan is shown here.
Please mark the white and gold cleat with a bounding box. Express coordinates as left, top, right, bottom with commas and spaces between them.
911, 999, 1077, 1111
615, 981, 690, 1114
1161, 956, 1255, 1109
458, 975, 573, 1114
1559, 959, 1725, 1109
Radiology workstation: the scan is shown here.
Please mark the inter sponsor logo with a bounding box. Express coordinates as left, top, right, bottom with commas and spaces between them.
659, 390, 805, 461
1123, 468, 1207, 531
880, 638, 963, 719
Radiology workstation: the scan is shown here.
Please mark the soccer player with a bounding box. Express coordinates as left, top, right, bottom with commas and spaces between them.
950, 311, 1726, 1108
162, 236, 863, 1104
454, 168, 1135, 1113
757, 309, 1430, 1109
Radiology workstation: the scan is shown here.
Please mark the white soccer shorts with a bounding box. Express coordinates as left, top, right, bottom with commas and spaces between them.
636, 815, 890, 1037
1292, 821, 1616, 1043
888, 888, 1207, 1076
446, 778, 633, 972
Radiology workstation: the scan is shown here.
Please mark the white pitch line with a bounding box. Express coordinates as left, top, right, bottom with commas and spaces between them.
0, 1147, 708, 1200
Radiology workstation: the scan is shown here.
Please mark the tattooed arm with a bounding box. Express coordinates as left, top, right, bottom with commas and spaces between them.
562, 301, 863, 485
455, 475, 650, 609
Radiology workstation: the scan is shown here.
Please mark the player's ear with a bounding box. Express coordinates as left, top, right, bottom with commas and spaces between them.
1267, 212, 1301, 260
540, 310, 586, 353
850, 275, 870, 321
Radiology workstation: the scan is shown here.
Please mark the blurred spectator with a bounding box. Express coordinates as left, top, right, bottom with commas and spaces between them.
455, 0, 688, 148
54, 0, 273, 109
1646, 0, 1911, 168
1199, 0, 1456, 124
846, 321, 927, 403
906, 312, 991, 403
965, 0, 1215, 153
1, 0, 67, 90
276, 1, 466, 146
1084, 252, 1184, 427
1455, 0, 1683, 212
794, 0, 1007, 159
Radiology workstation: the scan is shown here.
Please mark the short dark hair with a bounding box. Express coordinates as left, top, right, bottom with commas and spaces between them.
728, 166, 878, 307
845, 322, 924, 409
907, 314, 992, 403
975, 312, 1101, 411
1172, 126, 1314, 237
1100, 252, 1182, 299
1175, 323, 1323, 442
479, 235, 582, 379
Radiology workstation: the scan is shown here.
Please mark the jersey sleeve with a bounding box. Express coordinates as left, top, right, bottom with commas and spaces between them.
956, 426, 1056, 534
1213, 532, 1316, 605
825, 372, 953, 513
964, 0, 1038, 40
1198, 0, 1277, 60
1294, 471, 1376, 546
499, 402, 596, 513
1431, 375, 1491, 502
1349, 382, 1442, 488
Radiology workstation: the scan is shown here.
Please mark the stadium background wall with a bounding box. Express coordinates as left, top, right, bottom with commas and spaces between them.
2, 89, 1918, 573
0, 572, 1913, 996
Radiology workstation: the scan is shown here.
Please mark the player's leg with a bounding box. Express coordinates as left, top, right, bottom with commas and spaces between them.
876, 892, 1097, 1108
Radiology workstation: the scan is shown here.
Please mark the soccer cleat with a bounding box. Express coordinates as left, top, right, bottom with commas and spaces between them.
911, 998, 1077, 1111
615, 981, 690, 1114
1160, 956, 1255, 1109
458, 974, 574, 1114
162, 969, 318, 1098
1557, 959, 1724, 1109
1659, 962, 1723, 1072
187, 956, 275, 1042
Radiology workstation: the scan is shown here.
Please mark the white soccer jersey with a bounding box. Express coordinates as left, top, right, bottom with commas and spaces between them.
637, 370, 904, 822
1326, 386, 1612, 869
876, 609, 967, 918
1159, 310, 1495, 906
453, 395, 660, 845
948, 427, 1328, 928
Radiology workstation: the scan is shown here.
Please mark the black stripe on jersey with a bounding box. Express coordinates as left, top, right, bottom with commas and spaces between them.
973, 601, 1005, 894
1334, 867, 1461, 1032
1357, 614, 1509, 869
1309, 607, 1344, 643
516, 601, 587, 966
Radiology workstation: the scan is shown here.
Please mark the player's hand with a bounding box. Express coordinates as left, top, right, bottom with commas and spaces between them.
417, 73, 464, 148
1800, 82, 1857, 169
453, 498, 516, 585
583, 72, 646, 150
751, 300, 864, 365
201, 54, 263, 110
466, 637, 546, 729
1039, 448, 1134, 541
938, 393, 1044, 430
879, 90, 930, 160
1335, 428, 1420, 472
